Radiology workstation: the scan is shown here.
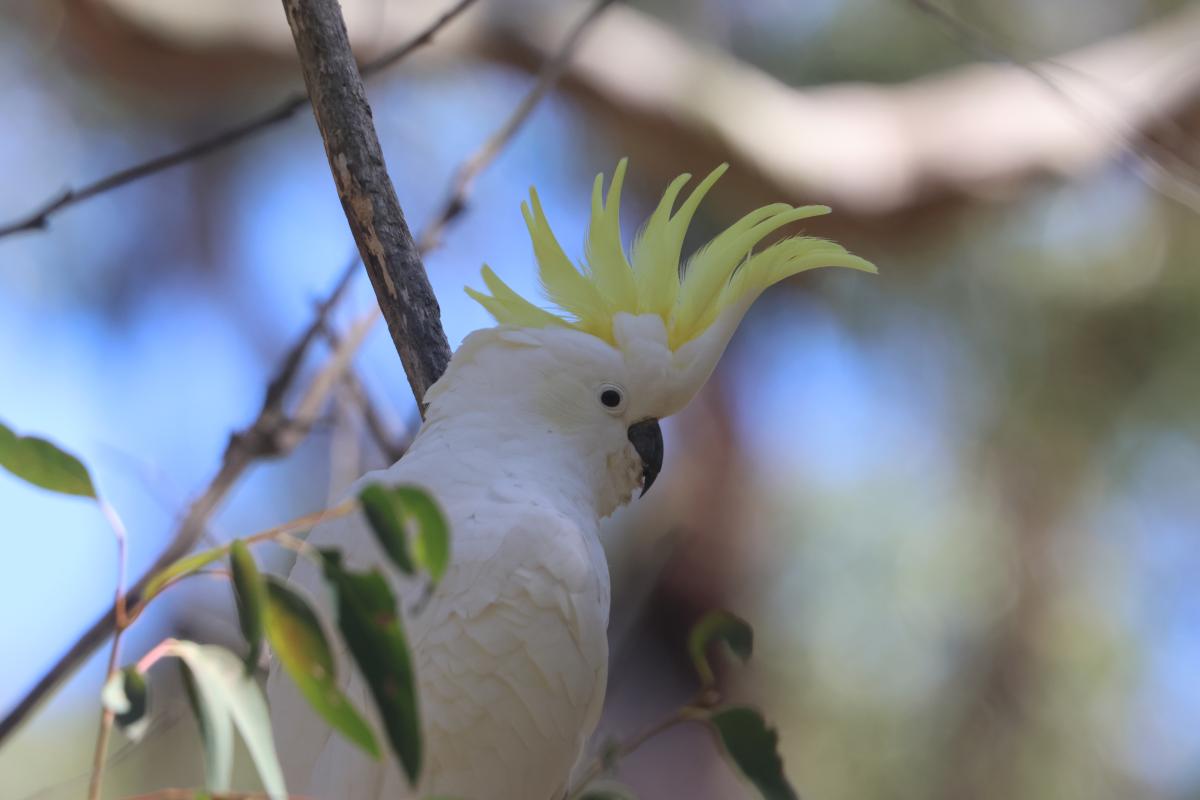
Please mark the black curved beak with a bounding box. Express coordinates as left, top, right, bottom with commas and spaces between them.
627, 418, 663, 497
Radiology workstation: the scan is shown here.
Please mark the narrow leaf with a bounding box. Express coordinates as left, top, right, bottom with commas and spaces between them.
359, 484, 415, 574
178, 656, 234, 792
393, 486, 450, 583
143, 545, 228, 602
709, 707, 798, 800
688, 610, 754, 689
169, 641, 287, 800
357, 484, 450, 584
101, 666, 150, 742
0, 420, 95, 498
321, 551, 422, 784
229, 540, 266, 672
263, 577, 380, 758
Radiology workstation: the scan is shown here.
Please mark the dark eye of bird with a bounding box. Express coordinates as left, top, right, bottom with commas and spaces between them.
600, 388, 622, 408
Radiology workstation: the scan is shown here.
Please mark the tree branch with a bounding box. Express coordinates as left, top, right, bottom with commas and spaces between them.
0, 256, 359, 746
0, 0, 479, 241
566, 704, 706, 798
494, 1, 1200, 217
0, 0, 613, 748
283, 0, 452, 403
417, 0, 618, 252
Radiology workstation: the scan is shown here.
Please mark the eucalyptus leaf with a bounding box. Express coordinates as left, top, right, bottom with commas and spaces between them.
100, 666, 150, 742
709, 707, 797, 800
358, 484, 450, 584
230, 540, 266, 672
359, 484, 415, 574
321, 551, 422, 784
168, 641, 287, 800
0, 420, 95, 498
394, 486, 450, 583
142, 545, 228, 602
263, 577, 380, 758
687, 610, 753, 689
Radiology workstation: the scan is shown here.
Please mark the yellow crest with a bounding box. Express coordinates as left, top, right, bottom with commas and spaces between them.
466, 159, 875, 350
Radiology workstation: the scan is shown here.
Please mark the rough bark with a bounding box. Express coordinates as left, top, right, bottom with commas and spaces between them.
282, 0, 452, 403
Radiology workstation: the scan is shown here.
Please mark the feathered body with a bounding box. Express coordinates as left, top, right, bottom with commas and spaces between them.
269, 160, 873, 799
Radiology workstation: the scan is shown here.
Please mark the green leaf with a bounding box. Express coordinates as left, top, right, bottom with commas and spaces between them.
321, 550, 422, 784
263, 577, 380, 758
168, 641, 287, 800
0, 420, 95, 498
100, 666, 150, 742
359, 484, 415, 574
708, 707, 798, 800
142, 545, 228, 602
358, 484, 450, 583
229, 540, 266, 672
395, 486, 450, 583
688, 610, 754, 689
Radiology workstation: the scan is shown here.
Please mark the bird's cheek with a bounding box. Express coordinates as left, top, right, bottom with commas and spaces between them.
605, 445, 643, 506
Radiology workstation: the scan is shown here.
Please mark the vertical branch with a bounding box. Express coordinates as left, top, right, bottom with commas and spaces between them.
86, 501, 130, 800
282, 0, 452, 406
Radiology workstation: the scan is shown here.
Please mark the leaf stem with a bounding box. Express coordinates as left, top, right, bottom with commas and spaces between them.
565, 703, 708, 798
87, 501, 131, 800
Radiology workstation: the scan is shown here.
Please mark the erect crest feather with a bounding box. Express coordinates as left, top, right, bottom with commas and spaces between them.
468, 159, 876, 349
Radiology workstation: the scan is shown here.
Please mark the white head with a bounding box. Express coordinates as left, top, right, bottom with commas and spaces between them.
423, 160, 875, 518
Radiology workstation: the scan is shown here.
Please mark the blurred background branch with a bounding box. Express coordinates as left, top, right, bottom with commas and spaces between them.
0, 0, 479, 240
487, 1, 1200, 218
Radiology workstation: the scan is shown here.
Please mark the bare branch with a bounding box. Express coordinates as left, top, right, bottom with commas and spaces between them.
0, 0, 479, 241
417, 0, 619, 252
318, 323, 414, 463
567, 704, 706, 798
0, 257, 357, 744
86, 503, 131, 800
283, 0, 452, 402
495, 1, 1200, 216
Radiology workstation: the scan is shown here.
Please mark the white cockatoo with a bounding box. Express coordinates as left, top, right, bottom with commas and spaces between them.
268, 159, 873, 799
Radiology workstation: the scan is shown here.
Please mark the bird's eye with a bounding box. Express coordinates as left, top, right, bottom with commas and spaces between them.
599, 386, 624, 410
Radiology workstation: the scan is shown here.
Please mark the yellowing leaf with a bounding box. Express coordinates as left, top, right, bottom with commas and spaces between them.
229, 540, 266, 673
264, 577, 380, 758
688, 610, 753, 689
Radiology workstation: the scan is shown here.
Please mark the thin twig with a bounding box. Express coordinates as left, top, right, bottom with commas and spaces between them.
908, 0, 1200, 212
316, 315, 413, 462
283, 0, 453, 404
0, 0, 480, 240
86, 502, 130, 800
126, 499, 358, 623
566, 705, 705, 799
341, 368, 413, 463
0, 260, 358, 743
0, 0, 610, 746
417, 0, 618, 252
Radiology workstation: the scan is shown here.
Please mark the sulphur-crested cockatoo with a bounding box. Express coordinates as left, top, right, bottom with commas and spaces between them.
268, 159, 873, 799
